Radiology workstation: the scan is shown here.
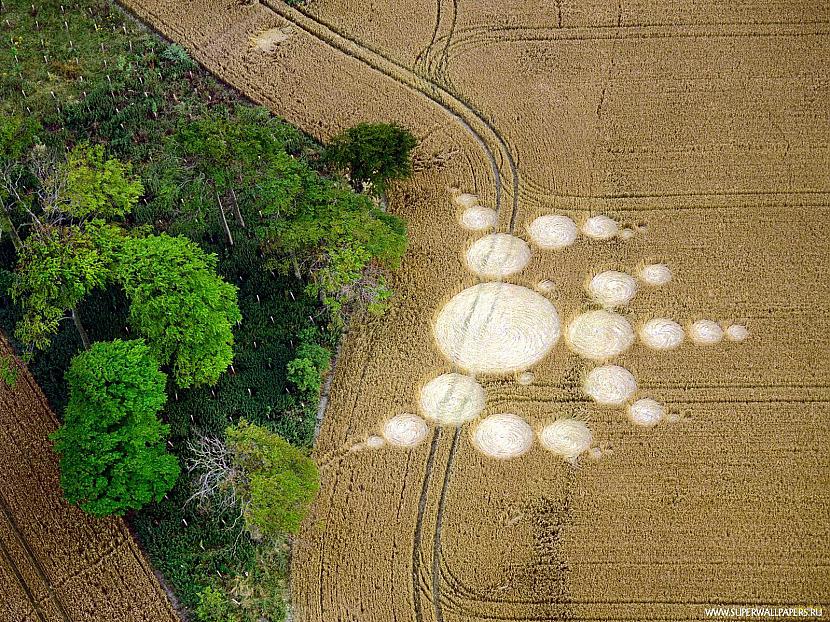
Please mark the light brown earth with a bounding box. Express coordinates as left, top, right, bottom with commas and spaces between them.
0, 335, 179, 622
116, 1, 830, 620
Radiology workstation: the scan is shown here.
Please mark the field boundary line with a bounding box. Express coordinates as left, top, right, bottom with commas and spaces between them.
0, 528, 49, 622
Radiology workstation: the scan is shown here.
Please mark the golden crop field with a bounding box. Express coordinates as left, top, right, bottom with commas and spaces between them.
0, 336, 179, 622
116, 0, 830, 620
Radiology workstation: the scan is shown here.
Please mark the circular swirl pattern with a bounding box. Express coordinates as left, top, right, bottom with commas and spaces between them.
639, 263, 672, 286
627, 398, 664, 427
689, 320, 724, 345
383, 413, 428, 447
582, 215, 618, 240
419, 373, 485, 425
539, 419, 593, 460
466, 233, 532, 278
517, 371, 535, 385
584, 365, 637, 405
434, 283, 561, 374
587, 270, 638, 308
536, 279, 555, 293
453, 193, 479, 209
365, 435, 385, 449
566, 310, 634, 360
527, 215, 577, 249
460, 206, 498, 231
726, 324, 749, 342
619, 228, 636, 241
472, 414, 534, 459
639, 318, 685, 350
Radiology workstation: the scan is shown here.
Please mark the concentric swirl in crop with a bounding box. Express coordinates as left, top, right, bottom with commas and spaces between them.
689, 320, 724, 345
460, 206, 498, 231
566, 310, 634, 360
639, 318, 684, 350
726, 324, 749, 342
539, 419, 593, 460
582, 215, 618, 240
472, 413, 534, 459
465, 233, 531, 278
434, 283, 561, 374
583, 365, 637, 405
365, 435, 385, 449
587, 270, 637, 308
453, 193, 479, 209
527, 215, 577, 249
639, 263, 672, 286
627, 398, 664, 427
382, 413, 428, 447
419, 373, 485, 425
536, 279, 555, 293
517, 371, 535, 385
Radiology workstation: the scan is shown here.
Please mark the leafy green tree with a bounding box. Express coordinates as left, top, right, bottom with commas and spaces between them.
0, 115, 40, 252
62, 143, 144, 219
227, 420, 319, 538
11, 221, 122, 350
255, 159, 407, 326
116, 233, 241, 388
51, 339, 180, 516
324, 122, 417, 195
195, 586, 235, 622
190, 420, 318, 540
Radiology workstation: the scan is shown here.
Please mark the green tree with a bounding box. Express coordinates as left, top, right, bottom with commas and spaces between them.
0, 115, 40, 252
50, 339, 180, 516
11, 221, 122, 350
324, 122, 417, 195
62, 143, 144, 219
227, 420, 319, 539
190, 420, 319, 540
116, 233, 241, 388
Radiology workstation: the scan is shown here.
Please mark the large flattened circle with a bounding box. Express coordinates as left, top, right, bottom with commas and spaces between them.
434, 283, 560, 375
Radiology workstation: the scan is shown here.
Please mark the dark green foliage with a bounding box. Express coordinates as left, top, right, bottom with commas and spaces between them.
226, 420, 319, 539
117, 234, 241, 388
324, 122, 418, 195
50, 339, 179, 516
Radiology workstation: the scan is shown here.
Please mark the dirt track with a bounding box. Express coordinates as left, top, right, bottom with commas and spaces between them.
0, 335, 178, 622
116, 1, 829, 620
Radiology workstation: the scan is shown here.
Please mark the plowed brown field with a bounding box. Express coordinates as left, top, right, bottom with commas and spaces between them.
116, 1, 829, 620
0, 335, 178, 622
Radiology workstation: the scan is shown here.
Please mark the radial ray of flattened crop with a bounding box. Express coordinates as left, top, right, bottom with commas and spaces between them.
434, 283, 560, 374
472, 413, 534, 459
566, 310, 635, 360
465, 233, 531, 278
419, 372, 485, 425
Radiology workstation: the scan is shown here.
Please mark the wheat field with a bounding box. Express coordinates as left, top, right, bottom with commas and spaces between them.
116, 1, 830, 620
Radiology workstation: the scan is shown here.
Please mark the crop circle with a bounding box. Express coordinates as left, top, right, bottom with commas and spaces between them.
472, 414, 534, 459
419, 373, 485, 425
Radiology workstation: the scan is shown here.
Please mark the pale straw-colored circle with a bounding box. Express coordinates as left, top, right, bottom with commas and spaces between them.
584, 365, 637, 405
689, 320, 724, 345
517, 371, 535, 385
460, 206, 498, 231
383, 414, 428, 448
453, 193, 479, 208
587, 270, 637, 308
527, 215, 577, 249
434, 283, 561, 374
627, 398, 664, 427
366, 435, 385, 449
639, 263, 672, 286
419, 373, 485, 426
566, 310, 634, 360
472, 414, 534, 459
725, 324, 749, 342
539, 419, 593, 460
639, 318, 684, 350
582, 215, 618, 240
466, 233, 531, 278
536, 279, 555, 293
619, 228, 636, 240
